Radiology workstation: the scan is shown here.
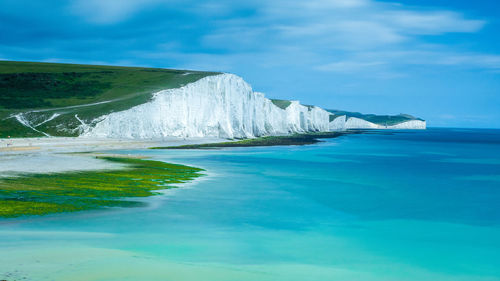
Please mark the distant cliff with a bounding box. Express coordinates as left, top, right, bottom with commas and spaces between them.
327, 110, 426, 130
344, 117, 426, 129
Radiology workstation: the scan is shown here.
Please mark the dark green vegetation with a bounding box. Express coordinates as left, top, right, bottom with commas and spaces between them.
152, 132, 351, 149
327, 109, 423, 126
0, 156, 204, 218
0, 72, 111, 109
329, 114, 344, 122
0, 61, 218, 138
271, 99, 292, 109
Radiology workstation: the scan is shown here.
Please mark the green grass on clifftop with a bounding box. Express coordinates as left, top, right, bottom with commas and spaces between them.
0, 156, 204, 218
271, 99, 292, 109
0, 61, 218, 137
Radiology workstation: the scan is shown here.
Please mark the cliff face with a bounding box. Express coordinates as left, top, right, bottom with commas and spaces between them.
345, 117, 382, 129
83, 74, 332, 139
385, 120, 426, 129
345, 117, 426, 129
0, 61, 427, 139
80, 73, 425, 139
329, 115, 346, 131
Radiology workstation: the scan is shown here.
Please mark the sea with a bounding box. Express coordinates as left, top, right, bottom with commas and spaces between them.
1, 128, 499, 281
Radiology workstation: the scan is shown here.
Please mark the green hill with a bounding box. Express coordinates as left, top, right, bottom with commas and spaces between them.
0, 61, 217, 138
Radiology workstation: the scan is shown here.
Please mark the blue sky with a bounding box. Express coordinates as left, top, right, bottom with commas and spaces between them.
1, 0, 499, 128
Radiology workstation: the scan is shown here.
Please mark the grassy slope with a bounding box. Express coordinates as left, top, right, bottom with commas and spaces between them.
0, 156, 204, 217
271, 99, 292, 109
329, 114, 344, 122
0, 61, 218, 137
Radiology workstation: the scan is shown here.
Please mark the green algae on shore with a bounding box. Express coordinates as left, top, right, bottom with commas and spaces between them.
151, 132, 353, 149
0, 156, 204, 218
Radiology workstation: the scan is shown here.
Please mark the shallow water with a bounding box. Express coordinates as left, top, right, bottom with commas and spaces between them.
1, 128, 500, 281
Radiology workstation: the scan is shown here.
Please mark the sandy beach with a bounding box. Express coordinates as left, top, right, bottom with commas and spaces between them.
0, 136, 225, 175
0, 136, 225, 154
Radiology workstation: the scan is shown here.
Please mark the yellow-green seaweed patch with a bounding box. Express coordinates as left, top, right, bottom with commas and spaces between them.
0, 156, 204, 218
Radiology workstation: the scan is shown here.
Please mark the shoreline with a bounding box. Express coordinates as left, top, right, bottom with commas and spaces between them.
0, 136, 224, 218
0, 130, 360, 156
0, 136, 227, 155
0, 131, 361, 175
0, 131, 357, 218
0, 155, 205, 218
151, 131, 360, 149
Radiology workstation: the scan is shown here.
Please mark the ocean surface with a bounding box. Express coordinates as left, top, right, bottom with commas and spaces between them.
1, 128, 500, 281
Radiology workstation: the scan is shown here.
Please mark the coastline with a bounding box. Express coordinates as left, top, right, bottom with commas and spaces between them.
0, 130, 358, 218
0, 131, 362, 176
151, 131, 359, 149
0, 136, 227, 155
0, 155, 205, 218
0, 136, 226, 218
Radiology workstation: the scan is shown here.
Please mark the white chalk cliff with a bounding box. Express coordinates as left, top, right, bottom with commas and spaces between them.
329, 115, 346, 131
345, 117, 426, 129
345, 117, 382, 129
81, 73, 425, 139
83, 74, 333, 139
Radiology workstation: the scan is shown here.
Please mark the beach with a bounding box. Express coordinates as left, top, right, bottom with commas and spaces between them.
0, 136, 226, 218
0, 136, 225, 154
0, 136, 225, 173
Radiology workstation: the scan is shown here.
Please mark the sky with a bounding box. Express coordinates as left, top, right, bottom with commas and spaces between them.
0, 0, 499, 128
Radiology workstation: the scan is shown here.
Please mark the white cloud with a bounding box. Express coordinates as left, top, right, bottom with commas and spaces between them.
70, 0, 164, 24
68, 0, 497, 76
190, 1, 494, 80
302, 0, 370, 9
260, 0, 370, 19
251, 0, 484, 46
437, 54, 500, 69
193, 0, 490, 70
277, 20, 407, 49
315, 49, 500, 78
381, 11, 485, 35
365, 49, 500, 70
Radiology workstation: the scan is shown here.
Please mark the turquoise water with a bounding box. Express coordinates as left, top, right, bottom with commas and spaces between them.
1, 128, 500, 281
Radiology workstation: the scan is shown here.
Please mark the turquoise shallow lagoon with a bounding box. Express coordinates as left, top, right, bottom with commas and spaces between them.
1, 128, 500, 280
